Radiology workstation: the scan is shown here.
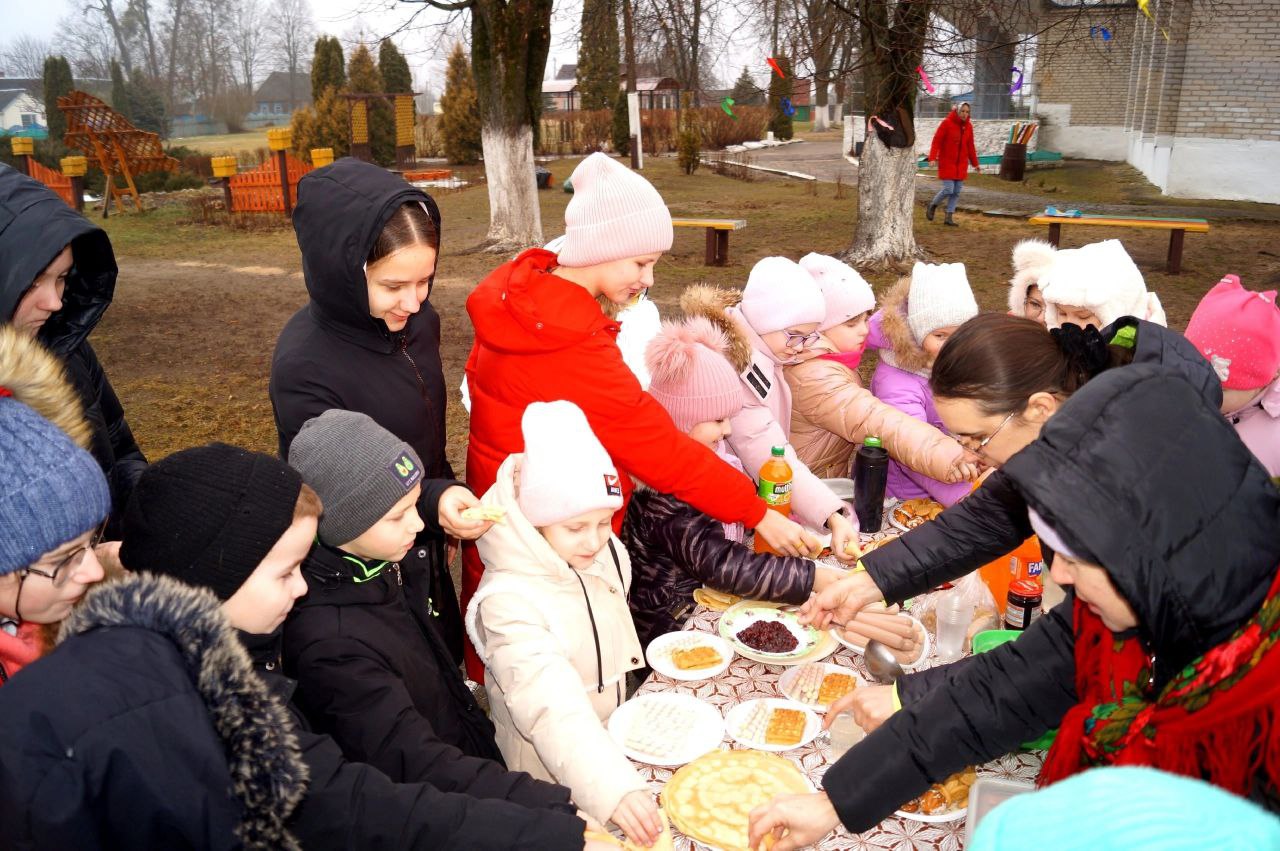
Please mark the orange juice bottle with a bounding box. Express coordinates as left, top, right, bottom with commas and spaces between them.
970, 475, 1044, 614
754, 446, 793, 555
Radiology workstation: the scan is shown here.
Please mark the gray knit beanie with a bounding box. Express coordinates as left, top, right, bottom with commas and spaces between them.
288, 410, 424, 547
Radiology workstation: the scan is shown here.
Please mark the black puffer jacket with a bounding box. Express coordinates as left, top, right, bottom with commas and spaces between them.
0, 164, 146, 536
283, 544, 577, 812
0, 573, 586, 850
622, 486, 815, 650
862, 317, 1222, 607
824, 365, 1280, 830
270, 158, 463, 661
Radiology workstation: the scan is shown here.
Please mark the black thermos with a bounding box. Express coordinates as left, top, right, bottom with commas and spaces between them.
852, 436, 889, 532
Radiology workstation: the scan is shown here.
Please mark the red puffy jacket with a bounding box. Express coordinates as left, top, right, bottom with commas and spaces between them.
461, 249, 768, 678
929, 110, 979, 181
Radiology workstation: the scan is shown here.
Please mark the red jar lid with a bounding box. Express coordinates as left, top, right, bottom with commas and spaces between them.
1008, 578, 1039, 596
1009, 579, 1043, 597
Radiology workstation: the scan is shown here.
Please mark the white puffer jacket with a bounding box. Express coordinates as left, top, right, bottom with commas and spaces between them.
466, 454, 647, 823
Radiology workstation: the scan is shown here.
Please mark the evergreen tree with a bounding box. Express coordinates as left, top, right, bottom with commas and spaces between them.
611, 93, 630, 155
42, 56, 75, 140
576, 0, 620, 111
347, 44, 394, 165
311, 36, 346, 100
127, 78, 168, 136
731, 67, 762, 107
379, 39, 413, 94
438, 43, 481, 165
292, 88, 351, 159
767, 56, 793, 141
110, 60, 131, 120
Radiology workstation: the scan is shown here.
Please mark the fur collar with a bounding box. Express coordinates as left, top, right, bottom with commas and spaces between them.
0, 327, 93, 449
878, 276, 933, 375
679, 284, 754, 373
59, 574, 309, 850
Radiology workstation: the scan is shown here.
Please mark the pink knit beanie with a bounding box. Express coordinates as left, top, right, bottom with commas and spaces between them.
557, 153, 674, 267
1185, 275, 1280, 390
799, 253, 876, 331
518, 401, 624, 526
646, 317, 743, 432
739, 256, 826, 334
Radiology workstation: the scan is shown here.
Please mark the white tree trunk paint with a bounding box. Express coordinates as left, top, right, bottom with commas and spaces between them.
843, 134, 923, 268
628, 91, 643, 168
480, 123, 543, 251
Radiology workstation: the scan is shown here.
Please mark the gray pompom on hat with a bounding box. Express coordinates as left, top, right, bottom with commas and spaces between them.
288, 410, 424, 547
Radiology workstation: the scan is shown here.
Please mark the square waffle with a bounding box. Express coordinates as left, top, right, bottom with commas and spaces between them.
671, 645, 723, 671
817, 673, 857, 705
764, 708, 806, 746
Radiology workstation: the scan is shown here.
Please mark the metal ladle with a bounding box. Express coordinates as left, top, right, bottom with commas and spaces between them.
863, 639, 906, 685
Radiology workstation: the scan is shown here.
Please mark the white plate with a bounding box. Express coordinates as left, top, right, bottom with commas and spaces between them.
777, 663, 864, 712
895, 804, 968, 824
724, 698, 821, 752
829, 612, 932, 671
646, 632, 734, 681
719, 602, 823, 662
608, 693, 725, 767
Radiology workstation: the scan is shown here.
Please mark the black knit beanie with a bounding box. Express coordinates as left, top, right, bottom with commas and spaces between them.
120, 443, 304, 601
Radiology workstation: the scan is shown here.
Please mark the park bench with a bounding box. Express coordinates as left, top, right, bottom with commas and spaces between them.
671, 218, 747, 267
1027, 213, 1210, 274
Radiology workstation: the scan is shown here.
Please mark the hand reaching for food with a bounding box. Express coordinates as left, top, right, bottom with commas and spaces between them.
611, 789, 662, 847
798, 571, 884, 630
747, 791, 841, 851
826, 684, 896, 734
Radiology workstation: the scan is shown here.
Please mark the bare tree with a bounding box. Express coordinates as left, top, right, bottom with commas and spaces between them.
55, 13, 117, 78
271, 0, 316, 107
231, 0, 268, 95
1, 35, 54, 78
90, 0, 136, 75
123, 0, 164, 80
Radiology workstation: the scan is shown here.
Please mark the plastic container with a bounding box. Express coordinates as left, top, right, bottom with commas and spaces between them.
978, 536, 1044, 617
827, 711, 865, 758
964, 777, 1036, 845
821, 477, 855, 517
754, 446, 793, 555
1005, 579, 1043, 631
935, 592, 975, 663
852, 437, 889, 532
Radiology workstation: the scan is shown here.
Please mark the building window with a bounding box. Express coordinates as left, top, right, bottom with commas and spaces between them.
20, 113, 36, 127
274, 103, 283, 114
259, 102, 269, 113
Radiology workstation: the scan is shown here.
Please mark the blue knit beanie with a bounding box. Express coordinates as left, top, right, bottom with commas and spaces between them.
0, 397, 111, 575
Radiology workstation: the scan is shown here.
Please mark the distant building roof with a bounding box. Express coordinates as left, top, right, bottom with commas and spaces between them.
253, 71, 312, 105
542, 78, 577, 94
555, 63, 577, 80
635, 77, 679, 92
0, 77, 112, 101
0, 89, 30, 111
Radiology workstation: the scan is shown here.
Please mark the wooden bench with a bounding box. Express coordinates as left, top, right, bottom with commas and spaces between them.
1027, 213, 1210, 274
672, 218, 747, 266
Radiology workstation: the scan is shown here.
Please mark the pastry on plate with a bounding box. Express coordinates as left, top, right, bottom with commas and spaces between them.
899, 767, 977, 816
663, 750, 810, 851
817, 673, 857, 705
623, 700, 696, 760
764, 708, 806, 746
892, 498, 945, 529
460, 505, 506, 523
693, 587, 742, 611
671, 645, 723, 671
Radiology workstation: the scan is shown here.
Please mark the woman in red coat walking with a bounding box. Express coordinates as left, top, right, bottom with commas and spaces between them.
461, 153, 820, 679
926, 102, 979, 227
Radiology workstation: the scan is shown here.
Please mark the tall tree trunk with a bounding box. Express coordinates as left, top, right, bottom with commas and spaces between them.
470, 0, 554, 251
621, 0, 639, 168
95, 0, 134, 75
165, 0, 187, 112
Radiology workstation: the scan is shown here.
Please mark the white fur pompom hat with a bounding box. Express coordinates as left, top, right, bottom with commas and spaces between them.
1039, 240, 1167, 328
1007, 239, 1056, 315
799, 253, 876, 331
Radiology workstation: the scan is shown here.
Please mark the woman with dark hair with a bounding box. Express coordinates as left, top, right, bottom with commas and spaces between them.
270, 158, 489, 663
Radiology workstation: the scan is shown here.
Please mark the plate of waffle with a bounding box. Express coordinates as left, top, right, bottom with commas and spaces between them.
724, 698, 821, 752
895, 767, 977, 823
609, 693, 726, 768
777, 663, 862, 712
662, 749, 814, 851
888, 498, 945, 532
646, 632, 734, 681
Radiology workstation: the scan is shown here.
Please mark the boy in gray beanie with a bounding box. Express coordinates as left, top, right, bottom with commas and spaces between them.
283, 410, 576, 815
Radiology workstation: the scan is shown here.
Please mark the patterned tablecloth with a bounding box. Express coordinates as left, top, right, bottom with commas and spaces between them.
630, 534, 1044, 850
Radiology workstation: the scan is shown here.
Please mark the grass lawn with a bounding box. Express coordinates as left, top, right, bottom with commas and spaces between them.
90, 154, 1279, 472
172, 129, 273, 157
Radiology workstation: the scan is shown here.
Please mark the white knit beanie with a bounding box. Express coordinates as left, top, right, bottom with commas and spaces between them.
799, 253, 876, 331
906, 261, 979, 343
740, 256, 826, 334
518, 401, 623, 526
1039, 240, 1166, 329
1007, 239, 1056, 315
557, 153, 674, 267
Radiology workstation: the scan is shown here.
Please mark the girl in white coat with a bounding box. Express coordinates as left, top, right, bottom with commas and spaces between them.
466, 401, 663, 848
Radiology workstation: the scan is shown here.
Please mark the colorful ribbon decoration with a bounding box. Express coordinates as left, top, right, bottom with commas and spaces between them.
1090, 25, 1112, 41
1010, 66, 1024, 94
916, 65, 935, 94
721, 97, 736, 118
781, 97, 795, 117
767, 57, 785, 79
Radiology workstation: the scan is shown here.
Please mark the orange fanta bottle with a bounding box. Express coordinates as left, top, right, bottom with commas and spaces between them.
754, 446, 793, 555
970, 475, 1044, 614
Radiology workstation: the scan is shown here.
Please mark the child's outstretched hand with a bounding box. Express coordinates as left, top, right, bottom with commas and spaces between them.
437, 485, 495, 540
756, 510, 823, 558
611, 789, 662, 847
826, 513, 859, 564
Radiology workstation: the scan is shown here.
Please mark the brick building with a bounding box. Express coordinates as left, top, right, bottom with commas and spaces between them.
1034, 0, 1280, 203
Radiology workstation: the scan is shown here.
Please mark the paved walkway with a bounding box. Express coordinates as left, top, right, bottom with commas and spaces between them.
728, 140, 1280, 222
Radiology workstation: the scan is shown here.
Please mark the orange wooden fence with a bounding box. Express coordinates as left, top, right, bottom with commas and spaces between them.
229, 154, 313, 213
28, 159, 75, 208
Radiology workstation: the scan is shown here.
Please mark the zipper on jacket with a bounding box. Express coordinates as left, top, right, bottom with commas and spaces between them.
390, 562, 403, 586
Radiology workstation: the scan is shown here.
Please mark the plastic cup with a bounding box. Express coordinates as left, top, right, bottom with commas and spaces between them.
935, 592, 974, 663
827, 711, 865, 758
